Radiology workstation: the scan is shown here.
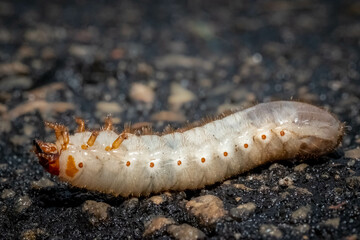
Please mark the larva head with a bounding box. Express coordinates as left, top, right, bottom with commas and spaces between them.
33, 122, 70, 177
288, 102, 344, 156
33, 139, 60, 176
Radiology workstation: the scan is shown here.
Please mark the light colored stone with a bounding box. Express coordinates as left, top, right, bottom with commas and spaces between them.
10, 135, 28, 146
137, 62, 153, 76
168, 83, 196, 110
1, 189, 15, 199
321, 217, 340, 229
0, 62, 30, 75
124, 197, 139, 209
294, 163, 309, 172
279, 176, 294, 187
96, 101, 123, 114
293, 224, 310, 235
230, 202, 256, 220
7, 100, 75, 120
288, 186, 313, 195
148, 195, 165, 205
259, 224, 283, 239
291, 205, 312, 221
82, 200, 111, 225
16, 195, 32, 212
167, 224, 206, 240
233, 183, 253, 191
129, 83, 155, 103
143, 216, 175, 236
0, 76, 32, 91
155, 54, 213, 71
21, 228, 46, 240
345, 148, 360, 159
69, 44, 96, 58
185, 195, 227, 226
151, 111, 186, 122
31, 177, 55, 190
346, 176, 360, 188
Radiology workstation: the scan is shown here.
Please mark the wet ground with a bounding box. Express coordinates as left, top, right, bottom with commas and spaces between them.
0, 0, 359, 239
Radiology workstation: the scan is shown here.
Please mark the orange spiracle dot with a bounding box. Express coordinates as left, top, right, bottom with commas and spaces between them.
177, 160, 182, 166
126, 161, 131, 167
105, 146, 111, 151
261, 134, 266, 140
280, 130, 285, 136
78, 162, 83, 168
81, 144, 88, 150
223, 152, 228, 157
201, 157, 206, 163
150, 162, 154, 168
244, 143, 249, 148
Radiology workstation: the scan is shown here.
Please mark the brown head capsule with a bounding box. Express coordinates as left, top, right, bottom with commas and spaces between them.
33, 139, 60, 176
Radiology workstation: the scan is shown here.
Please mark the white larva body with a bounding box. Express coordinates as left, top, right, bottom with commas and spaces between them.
47, 101, 343, 197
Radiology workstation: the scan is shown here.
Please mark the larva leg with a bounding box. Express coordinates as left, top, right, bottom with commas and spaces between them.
44, 121, 69, 150
105, 132, 128, 151
62, 129, 69, 149
104, 116, 113, 131
75, 118, 86, 132
82, 131, 99, 149
44, 121, 63, 140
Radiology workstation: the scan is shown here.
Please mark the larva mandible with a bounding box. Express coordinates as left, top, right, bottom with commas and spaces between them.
34, 101, 343, 197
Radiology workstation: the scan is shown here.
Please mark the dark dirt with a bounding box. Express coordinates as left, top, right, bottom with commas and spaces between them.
0, 0, 359, 239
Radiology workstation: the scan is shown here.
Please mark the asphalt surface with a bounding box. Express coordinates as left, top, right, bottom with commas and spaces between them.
0, 0, 359, 239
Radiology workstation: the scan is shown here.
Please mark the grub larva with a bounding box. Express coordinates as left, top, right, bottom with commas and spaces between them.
34, 101, 344, 197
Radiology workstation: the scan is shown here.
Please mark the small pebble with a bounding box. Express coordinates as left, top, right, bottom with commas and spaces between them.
345, 148, 360, 159
155, 54, 213, 71
148, 195, 165, 205
167, 224, 206, 240
279, 176, 294, 187
232, 183, 253, 191
16, 195, 32, 213
69, 44, 96, 58
259, 224, 283, 239
10, 135, 28, 146
129, 83, 155, 103
168, 83, 196, 111
347, 159, 356, 167
31, 177, 55, 190
124, 197, 139, 209
294, 163, 309, 172
137, 62, 153, 76
151, 111, 186, 122
185, 195, 227, 226
0, 76, 32, 91
291, 205, 312, 221
293, 224, 310, 235
0, 163, 8, 170
82, 200, 111, 225
143, 216, 175, 236
1, 189, 15, 199
0, 62, 30, 75
321, 217, 340, 229
346, 176, 360, 188
288, 186, 313, 196
21, 228, 46, 240
96, 101, 123, 114
230, 202, 256, 220
269, 163, 286, 171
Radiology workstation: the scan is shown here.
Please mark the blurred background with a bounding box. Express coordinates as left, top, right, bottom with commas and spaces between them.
0, 0, 359, 239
